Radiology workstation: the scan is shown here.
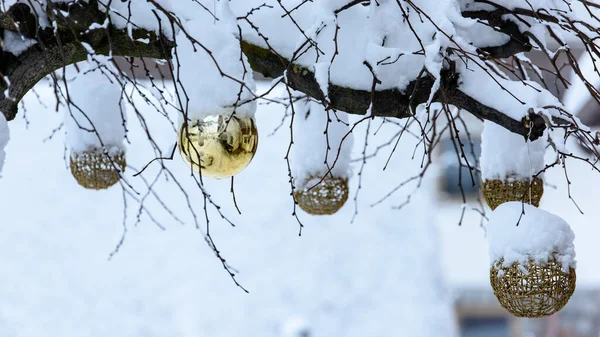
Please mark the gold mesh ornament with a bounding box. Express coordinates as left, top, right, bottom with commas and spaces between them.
178, 114, 258, 179
490, 256, 576, 318
483, 177, 544, 210
70, 149, 126, 190
294, 176, 349, 215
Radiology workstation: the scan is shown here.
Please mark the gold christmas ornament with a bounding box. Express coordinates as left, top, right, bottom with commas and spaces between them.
490, 256, 576, 318
294, 176, 349, 215
483, 177, 544, 210
178, 114, 258, 179
70, 148, 126, 190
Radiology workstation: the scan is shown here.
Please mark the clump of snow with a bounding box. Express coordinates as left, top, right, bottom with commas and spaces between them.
98, 0, 175, 39
281, 315, 311, 337
487, 202, 576, 272
480, 121, 546, 181
0, 113, 8, 179
291, 98, 353, 186
458, 58, 564, 121
2, 31, 37, 56
64, 63, 126, 154
172, 14, 257, 123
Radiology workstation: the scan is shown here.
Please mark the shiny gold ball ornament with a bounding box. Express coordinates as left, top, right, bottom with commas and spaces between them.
294, 176, 349, 215
490, 256, 576, 318
177, 114, 258, 179
70, 148, 126, 190
483, 177, 544, 210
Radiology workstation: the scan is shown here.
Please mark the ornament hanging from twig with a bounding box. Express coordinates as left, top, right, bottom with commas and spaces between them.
487, 202, 576, 318
482, 176, 544, 210
480, 121, 546, 209
64, 63, 127, 190
291, 99, 353, 215
294, 175, 349, 215
178, 114, 258, 179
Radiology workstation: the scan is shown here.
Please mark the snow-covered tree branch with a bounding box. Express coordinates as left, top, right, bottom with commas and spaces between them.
0, 0, 597, 144
0, 0, 175, 120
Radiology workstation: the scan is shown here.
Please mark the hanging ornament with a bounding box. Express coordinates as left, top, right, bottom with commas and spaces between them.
70, 148, 126, 189
172, 16, 259, 179
64, 63, 127, 190
294, 175, 349, 215
487, 202, 576, 318
480, 121, 546, 210
291, 99, 353, 215
482, 177, 544, 210
177, 114, 258, 178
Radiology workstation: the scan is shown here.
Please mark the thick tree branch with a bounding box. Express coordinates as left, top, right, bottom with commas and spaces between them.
0, 0, 175, 121
241, 41, 546, 140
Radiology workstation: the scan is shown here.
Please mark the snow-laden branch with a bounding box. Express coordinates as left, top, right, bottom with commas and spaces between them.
0, 0, 593, 143
242, 41, 548, 140
0, 0, 175, 120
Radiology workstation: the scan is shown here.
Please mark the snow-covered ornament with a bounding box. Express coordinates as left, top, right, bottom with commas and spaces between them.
172, 15, 259, 179
70, 149, 126, 189
294, 176, 349, 215
65, 65, 127, 190
291, 100, 352, 215
487, 202, 576, 318
483, 178, 544, 210
480, 122, 546, 210
177, 114, 258, 178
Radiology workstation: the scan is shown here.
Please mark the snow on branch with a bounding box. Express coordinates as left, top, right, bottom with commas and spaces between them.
0, 0, 175, 121
243, 41, 552, 141
0, 0, 598, 146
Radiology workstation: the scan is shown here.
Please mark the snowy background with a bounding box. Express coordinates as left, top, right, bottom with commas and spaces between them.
0, 80, 461, 337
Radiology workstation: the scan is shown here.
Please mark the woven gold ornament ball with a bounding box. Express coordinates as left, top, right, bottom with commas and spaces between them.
178, 114, 258, 179
70, 149, 126, 190
483, 177, 544, 210
490, 257, 576, 318
294, 176, 349, 215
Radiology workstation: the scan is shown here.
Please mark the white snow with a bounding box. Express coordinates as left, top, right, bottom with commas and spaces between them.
64, 63, 126, 154
487, 202, 576, 272
97, 0, 175, 38
172, 17, 257, 122
2, 31, 37, 56
0, 112, 8, 179
0, 80, 458, 337
291, 99, 353, 186
281, 315, 311, 337
480, 121, 547, 181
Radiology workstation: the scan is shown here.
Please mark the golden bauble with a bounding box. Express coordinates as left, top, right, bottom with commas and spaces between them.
483, 177, 544, 210
177, 114, 258, 179
70, 148, 126, 190
294, 176, 349, 215
490, 256, 576, 318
